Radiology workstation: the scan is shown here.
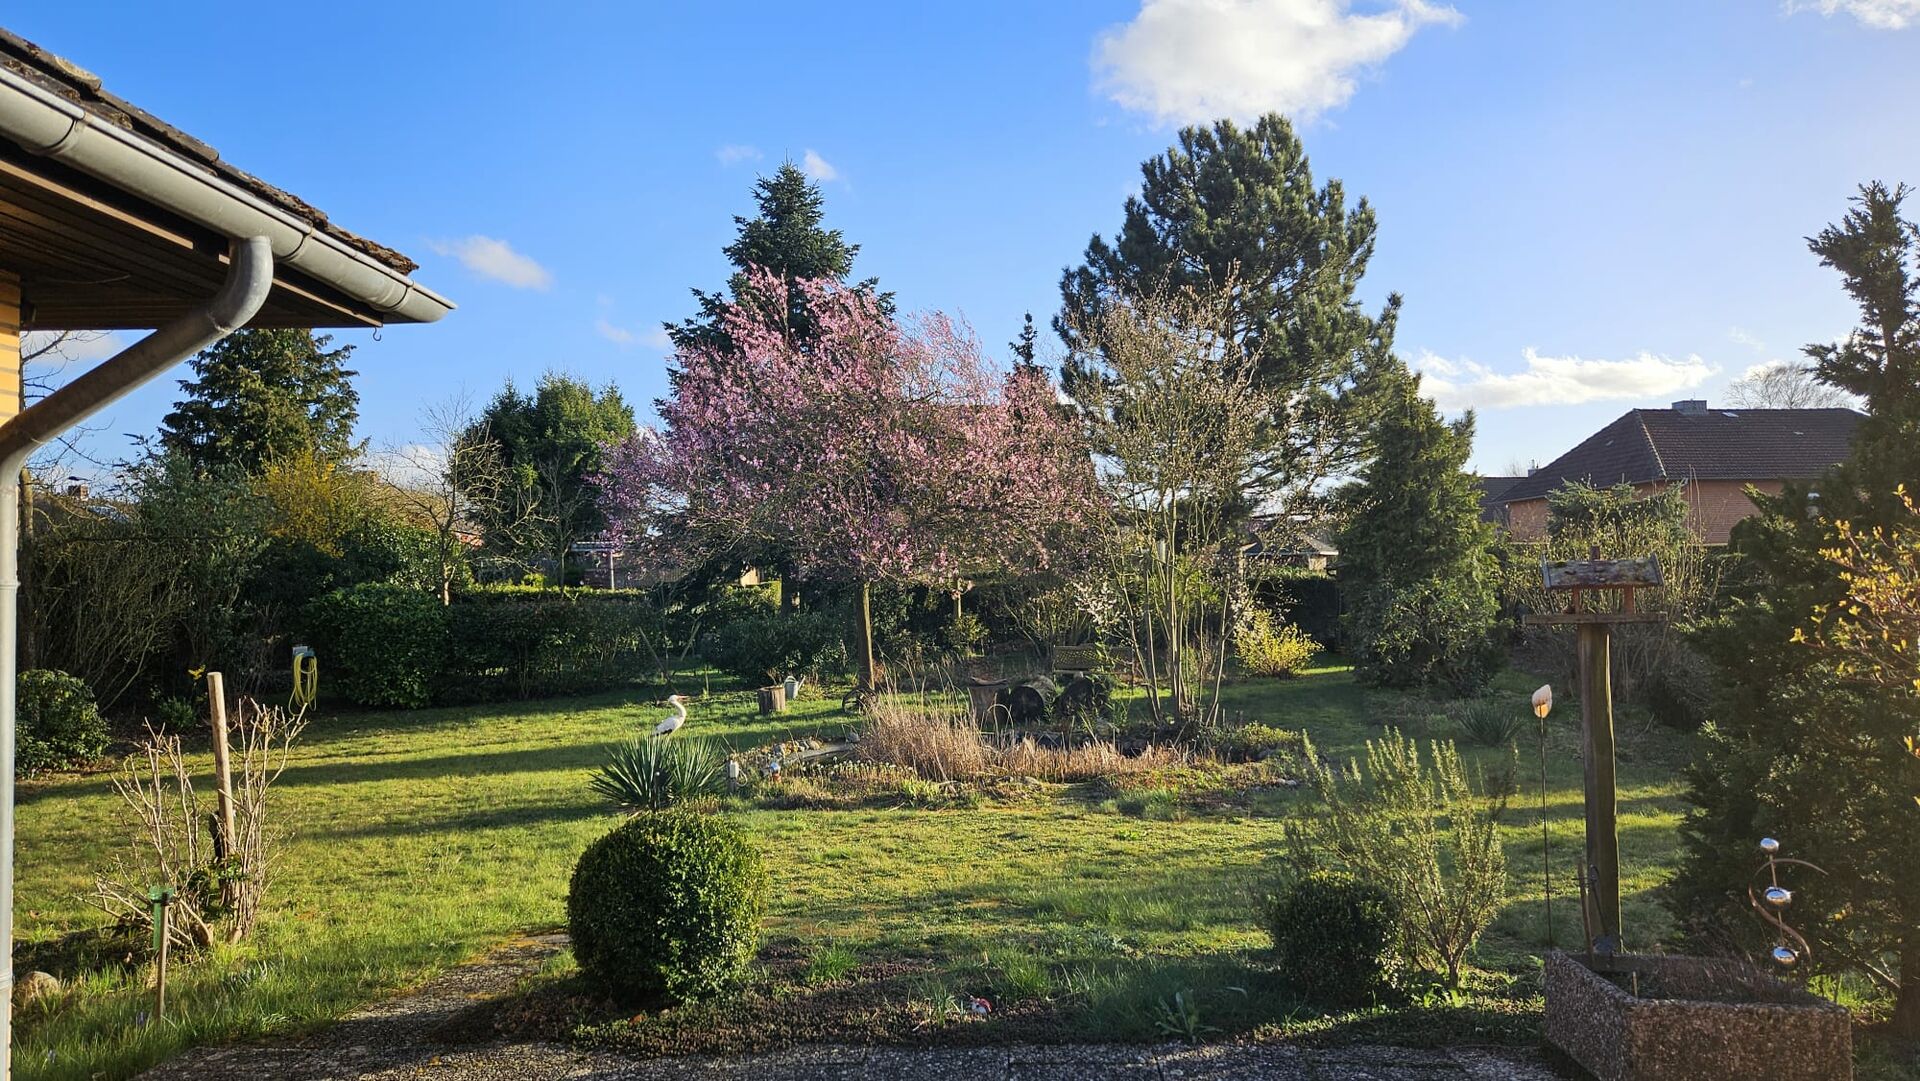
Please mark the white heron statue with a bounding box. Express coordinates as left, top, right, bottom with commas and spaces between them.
652, 694, 689, 738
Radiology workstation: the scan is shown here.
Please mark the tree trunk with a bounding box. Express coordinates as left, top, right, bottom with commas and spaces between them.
856, 580, 878, 690
1894, 937, 1920, 1038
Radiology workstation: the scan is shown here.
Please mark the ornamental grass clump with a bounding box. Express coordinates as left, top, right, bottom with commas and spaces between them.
1298, 728, 1512, 987
567, 810, 768, 1003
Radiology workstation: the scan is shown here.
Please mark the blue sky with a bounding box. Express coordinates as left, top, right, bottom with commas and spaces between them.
12, 1, 1920, 477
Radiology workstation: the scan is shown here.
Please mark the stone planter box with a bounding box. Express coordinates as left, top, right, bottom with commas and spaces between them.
1544, 951, 1851, 1081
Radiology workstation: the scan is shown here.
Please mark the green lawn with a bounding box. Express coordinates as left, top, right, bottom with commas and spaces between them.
11, 663, 1697, 1079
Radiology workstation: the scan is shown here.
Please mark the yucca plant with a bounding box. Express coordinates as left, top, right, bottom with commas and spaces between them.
591, 737, 726, 812
1450, 697, 1525, 747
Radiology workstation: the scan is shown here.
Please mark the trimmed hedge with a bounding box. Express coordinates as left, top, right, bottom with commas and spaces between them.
304, 583, 448, 708
17, 668, 107, 774
568, 810, 768, 1002
305, 585, 668, 707
442, 587, 661, 701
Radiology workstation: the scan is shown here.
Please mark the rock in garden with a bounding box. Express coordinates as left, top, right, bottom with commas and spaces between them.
13, 970, 60, 1006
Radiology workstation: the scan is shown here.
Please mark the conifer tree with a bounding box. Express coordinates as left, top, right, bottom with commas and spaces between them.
1673, 183, 1920, 1033
1337, 372, 1502, 693
1058, 114, 1402, 511
671, 162, 884, 354
159, 329, 361, 473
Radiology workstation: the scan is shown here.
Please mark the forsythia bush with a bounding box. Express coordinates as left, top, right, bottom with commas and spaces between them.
1234, 609, 1319, 678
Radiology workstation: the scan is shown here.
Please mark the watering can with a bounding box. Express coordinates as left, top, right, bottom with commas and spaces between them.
784, 675, 806, 700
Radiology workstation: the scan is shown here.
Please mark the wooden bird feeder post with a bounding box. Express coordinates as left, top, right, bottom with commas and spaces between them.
1524, 549, 1667, 956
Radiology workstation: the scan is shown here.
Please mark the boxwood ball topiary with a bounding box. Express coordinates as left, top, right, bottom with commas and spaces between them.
567, 810, 769, 1002
1266, 870, 1401, 1005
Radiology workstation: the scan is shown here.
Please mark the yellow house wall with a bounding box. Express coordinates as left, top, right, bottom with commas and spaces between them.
0, 270, 19, 423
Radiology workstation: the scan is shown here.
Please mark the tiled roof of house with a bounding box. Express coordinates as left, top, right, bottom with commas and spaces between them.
1498, 404, 1866, 504
1476, 475, 1525, 522
0, 28, 418, 274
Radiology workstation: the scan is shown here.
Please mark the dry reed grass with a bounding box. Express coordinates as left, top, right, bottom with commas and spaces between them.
858, 692, 1193, 783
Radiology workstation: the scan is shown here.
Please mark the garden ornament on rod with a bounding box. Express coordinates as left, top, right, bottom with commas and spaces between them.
1749, 836, 1826, 970
1532, 684, 1554, 944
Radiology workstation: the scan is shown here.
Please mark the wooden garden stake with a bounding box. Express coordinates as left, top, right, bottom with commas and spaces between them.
205, 672, 236, 859
1525, 551, 1666, 956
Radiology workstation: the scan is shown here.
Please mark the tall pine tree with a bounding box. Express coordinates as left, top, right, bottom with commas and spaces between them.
159, 329, 361, 473
1673, 182, 1920, 1034
1336, 372, 1503, 693
1058, 114, 1403, 512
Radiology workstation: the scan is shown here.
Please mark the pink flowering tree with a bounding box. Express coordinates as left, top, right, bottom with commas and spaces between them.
600, 269, 1097, 689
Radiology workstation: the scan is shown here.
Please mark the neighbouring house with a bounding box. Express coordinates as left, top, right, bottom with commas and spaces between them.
1495, 399, 1865, 544
1475, 475, 1526, 528
0, 26, 449, 1059
1241, 515, 1339, 571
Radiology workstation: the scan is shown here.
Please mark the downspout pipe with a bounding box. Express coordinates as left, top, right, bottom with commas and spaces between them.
0, 235, 273, 1078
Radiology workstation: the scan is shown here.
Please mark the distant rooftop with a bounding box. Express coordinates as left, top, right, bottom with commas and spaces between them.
1498, 401, 1865, 504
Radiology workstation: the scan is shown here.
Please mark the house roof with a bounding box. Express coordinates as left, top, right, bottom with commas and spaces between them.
1499, 404, 1866, 504
0, 29, 414, 273
0, 28, 450, 329
1476, 475, 1525, 521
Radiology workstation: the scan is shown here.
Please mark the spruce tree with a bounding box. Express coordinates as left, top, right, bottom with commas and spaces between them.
1337, 372, 1502, 693
159, 329, 361, 473
1010, 312, 1042, 375
1058, 114, 1403, 510
671, 161, 884, 354
1672, 183, 1920, 1034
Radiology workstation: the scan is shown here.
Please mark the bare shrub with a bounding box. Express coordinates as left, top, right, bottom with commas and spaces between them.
93, 699, 306, 951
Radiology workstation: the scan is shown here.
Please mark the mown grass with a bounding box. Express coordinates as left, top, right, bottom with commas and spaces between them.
11, 661, 1702, 1079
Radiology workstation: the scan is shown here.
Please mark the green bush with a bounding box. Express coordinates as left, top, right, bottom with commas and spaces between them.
304, 583, 449, 708
1300, 729, 1511, 987
591, 737, 727, 812
1214, 722, 1303, 763
1234, 609, 1319, 677
703, 609, 846, 685
1348, 577, 1504, 695
1266, 870, 1401, 1005
17, 669, 107, 773
568, 811, 768, 1002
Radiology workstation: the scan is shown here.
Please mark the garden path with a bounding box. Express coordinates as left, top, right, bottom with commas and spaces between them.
135, 937, 1563, 1081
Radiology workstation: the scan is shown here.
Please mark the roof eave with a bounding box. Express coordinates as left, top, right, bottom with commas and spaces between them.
0, 65, 452, 326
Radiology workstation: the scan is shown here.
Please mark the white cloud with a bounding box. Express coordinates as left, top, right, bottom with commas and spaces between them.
1727, 326, 1766, 352
717, 144, 763, 165
18, 330, 123, 365
595, 318, 671, 350
368, 444, 444, 490
801, 149, 840, 182
1787, 0, 1920, 28
429, 236, 553, 290
1413, 348, 1717, 411
1093, 0, 1463, 126
1740, 360, 1779, 380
